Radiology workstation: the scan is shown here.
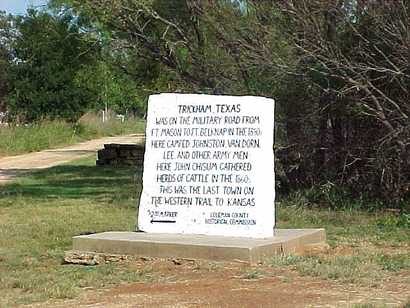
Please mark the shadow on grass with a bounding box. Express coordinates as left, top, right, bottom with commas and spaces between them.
0, 163, 142, 202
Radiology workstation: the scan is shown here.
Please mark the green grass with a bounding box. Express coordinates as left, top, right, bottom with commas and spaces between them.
268, 198, 410, 286
276, 198, 410, 246
0, 156, 149, 306
240, 269, 267, 280
0, 113, 145, 157
0, 157, 409, 306
268, 254, 384, 284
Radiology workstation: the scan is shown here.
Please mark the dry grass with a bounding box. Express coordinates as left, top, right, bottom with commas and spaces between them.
0, 113, 145, 157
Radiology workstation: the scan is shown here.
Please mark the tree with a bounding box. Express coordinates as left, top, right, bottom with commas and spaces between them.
75, 60, 146, 115
272, 0, 410, 201
49, 0, 282, 95
49, 0, 410, 202
8, 9, 100, 122
0, 11, 14, 113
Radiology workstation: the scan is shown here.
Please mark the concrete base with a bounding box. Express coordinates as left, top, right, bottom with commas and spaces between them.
71, 229, 326, 264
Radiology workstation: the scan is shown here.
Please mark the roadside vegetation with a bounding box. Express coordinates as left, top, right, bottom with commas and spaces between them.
271, 199, 410, 286
0, 156, 408, 306
0, 113, 145, 157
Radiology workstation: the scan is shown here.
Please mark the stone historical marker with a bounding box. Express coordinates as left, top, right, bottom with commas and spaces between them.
70, 93, 325, 264
138, 93, 275, 238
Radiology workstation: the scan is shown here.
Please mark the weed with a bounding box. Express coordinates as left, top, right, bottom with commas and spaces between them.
280, 275, 293, 283
0, 114, 145, 157
376, 214, 410, 230
375, 254, 410, 272
280, 186, 393, 212
241, 269, 265, 280
269, 248, 410, 286
207, 262, 222, 272
268, 254, 304, 267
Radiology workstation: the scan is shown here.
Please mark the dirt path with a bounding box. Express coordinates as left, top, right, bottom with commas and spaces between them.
36, 259, 409, 308
0, 134, 144, 184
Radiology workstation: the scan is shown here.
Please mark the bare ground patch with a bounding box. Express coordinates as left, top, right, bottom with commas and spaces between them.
34, 255, 410, 308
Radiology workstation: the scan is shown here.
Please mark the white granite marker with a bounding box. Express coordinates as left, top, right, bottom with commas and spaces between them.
138, 93, 275, 238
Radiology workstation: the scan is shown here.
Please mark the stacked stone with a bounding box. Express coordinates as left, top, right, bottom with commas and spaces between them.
97, 144, 145, 166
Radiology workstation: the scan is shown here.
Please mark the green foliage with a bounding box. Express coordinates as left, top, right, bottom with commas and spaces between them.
0, 11, 13, 110
7, 10, 99, 122
50, 0, 290, 97
375, 254, 410, 272
240, 269, 266, 280
75, 61, 145, 115
376, 213, 410, 230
